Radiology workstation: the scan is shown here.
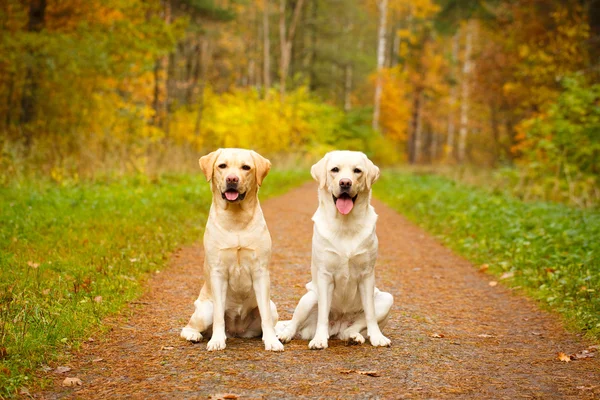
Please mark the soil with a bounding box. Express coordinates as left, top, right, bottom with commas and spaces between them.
39, 182, 600, 399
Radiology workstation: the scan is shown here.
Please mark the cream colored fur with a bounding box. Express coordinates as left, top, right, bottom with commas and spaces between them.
275, 151, 393, 349
180, 148, 283, 352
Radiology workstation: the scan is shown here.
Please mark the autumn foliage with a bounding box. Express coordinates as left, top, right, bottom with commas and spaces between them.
0, 0, 598, 205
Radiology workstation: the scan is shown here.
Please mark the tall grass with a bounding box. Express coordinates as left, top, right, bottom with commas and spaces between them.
375, 172, 600, 339
0, 170, 309, 397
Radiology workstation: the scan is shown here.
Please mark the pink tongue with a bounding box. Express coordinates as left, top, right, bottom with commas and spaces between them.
335, 197, 354, 215
225, 191, 239, 201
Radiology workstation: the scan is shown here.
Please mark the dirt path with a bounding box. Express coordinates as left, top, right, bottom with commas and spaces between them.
41, 182, 599, 399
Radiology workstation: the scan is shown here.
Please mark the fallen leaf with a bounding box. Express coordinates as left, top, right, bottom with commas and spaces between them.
19, 387, 31, 397
88, 337, 95, 342
571, 349, 596, 360
557, 352, 571, 362
161, 346, 174, 350
54, 366, 71, 374
479, 264, 489, 272
209, 394, 238, 400
129, 258, 138, 263
488, 281, 498, 287
531, 332, 543, 336
340, 369, 355, 374
0, 347, 7, 359
357, 370, 380, 377
499, 271, 514, 280
92, 358, 104, 363
477, 334, 493, 338
62, 377, 82, 386
94, 296, 102, 303
430, 333, 445, 338
27, 261, 39, 269
42, 289, 51, 295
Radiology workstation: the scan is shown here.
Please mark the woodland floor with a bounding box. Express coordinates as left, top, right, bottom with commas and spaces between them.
39, 182, 600, 399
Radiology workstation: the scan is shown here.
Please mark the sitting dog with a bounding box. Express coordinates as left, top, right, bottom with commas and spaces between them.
276, 150, 393, 349
180, 148, 284, 351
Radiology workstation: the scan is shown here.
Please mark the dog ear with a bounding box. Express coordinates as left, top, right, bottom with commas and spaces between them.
199, 149, 223, 182
364, 154, 380, 190
311, 153, 330, 189
250, 150, 271, 186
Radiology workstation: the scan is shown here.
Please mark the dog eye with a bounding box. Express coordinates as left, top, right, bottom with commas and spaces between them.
242, 165, 251, 171
218, 164, 227, 169
354, 168, 362, 174
331, 167, 339, 173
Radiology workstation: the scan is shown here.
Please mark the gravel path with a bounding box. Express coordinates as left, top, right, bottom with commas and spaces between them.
41, 182, 600, 399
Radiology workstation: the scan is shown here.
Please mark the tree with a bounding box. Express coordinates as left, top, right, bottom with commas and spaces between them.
372, 0, 387, 131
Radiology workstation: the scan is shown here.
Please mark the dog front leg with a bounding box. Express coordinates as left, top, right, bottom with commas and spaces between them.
252, 271, 284, 351
206, 271, 228, 351
309, 272, 333, 350
358, 274, 391, 347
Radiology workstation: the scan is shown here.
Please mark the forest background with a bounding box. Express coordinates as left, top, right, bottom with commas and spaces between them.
1, 0, 599, 207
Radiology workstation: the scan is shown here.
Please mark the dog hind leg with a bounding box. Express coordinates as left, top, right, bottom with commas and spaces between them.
181, 299, 213, 342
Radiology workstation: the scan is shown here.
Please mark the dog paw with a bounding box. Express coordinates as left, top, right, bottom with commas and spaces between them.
344, 332, 365, 345
277, 327, 296, 343
369, 334, 391, 347
264, 336, 284, 352
308, 336, 328, 350
180, 327, 203, 342
206, 337, 226, 351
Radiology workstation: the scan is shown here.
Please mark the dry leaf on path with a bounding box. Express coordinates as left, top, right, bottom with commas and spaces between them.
92, 358, 104, 363
209, 394, 239, 400
339, 369, 380, 377
477, 334, 494, 338
357, 370, 381, 377
54, 366, 71, 374
161, 346, 175, 350
500, 271, 515, 280
479, 264, 489, 272
430, 333, 445, 338
62, 377, 82, 387
557, 352, 571, 362
489, 281, 498, 287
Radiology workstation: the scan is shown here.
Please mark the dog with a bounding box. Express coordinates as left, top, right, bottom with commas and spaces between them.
276, 150, 393, 349
180, 148, 284, 352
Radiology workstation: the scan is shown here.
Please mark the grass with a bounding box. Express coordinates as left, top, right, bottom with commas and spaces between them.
0, 170, 309, 398
374, 171, 600, 340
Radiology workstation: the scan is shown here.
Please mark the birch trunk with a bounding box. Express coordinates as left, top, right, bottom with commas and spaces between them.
458, 20, 474, 163
279, 0, 306, 99
372, 0, 387, 131
263, 0, 271, 92
446, 32, 459, 160
344, 64, 353, 112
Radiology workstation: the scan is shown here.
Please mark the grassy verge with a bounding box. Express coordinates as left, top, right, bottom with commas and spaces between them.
0, 170, 309, 397
374, 171, 600, 339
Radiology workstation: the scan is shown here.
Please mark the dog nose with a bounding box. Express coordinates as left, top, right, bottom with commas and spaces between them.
226, 174, 239, 184
339, 178, 352, 189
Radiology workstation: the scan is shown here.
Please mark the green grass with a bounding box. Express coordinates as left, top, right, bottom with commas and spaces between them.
375, 171, 600, 339
0, 170, 308, 397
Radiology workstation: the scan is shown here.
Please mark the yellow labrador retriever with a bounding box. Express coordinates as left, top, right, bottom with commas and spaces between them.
180, 148, 284, 352
276, 151, 393, 349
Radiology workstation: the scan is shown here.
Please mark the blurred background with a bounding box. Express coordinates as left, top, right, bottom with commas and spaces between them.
0, 0, 598, 206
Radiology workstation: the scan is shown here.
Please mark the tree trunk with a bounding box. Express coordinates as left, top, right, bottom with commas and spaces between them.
279, 0, 306, 99
152, 0, 171, 131
20, 0, 46, 149
408, 88, 423, 164
446, 32, 459, 161
308, 0, 318, 91
344, 64, 353, 112
194, 38, 210, 138
457, 20, 474, 164
263, 0, 272, 93
372, 0, 387, 131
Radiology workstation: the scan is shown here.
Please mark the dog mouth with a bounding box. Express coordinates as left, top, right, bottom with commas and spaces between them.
332, 192, 358, 215
222, 189, 246, 202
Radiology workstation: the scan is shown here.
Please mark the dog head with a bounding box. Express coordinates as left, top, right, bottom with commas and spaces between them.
199, 148, 271, 204
311, 151, 380, 215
